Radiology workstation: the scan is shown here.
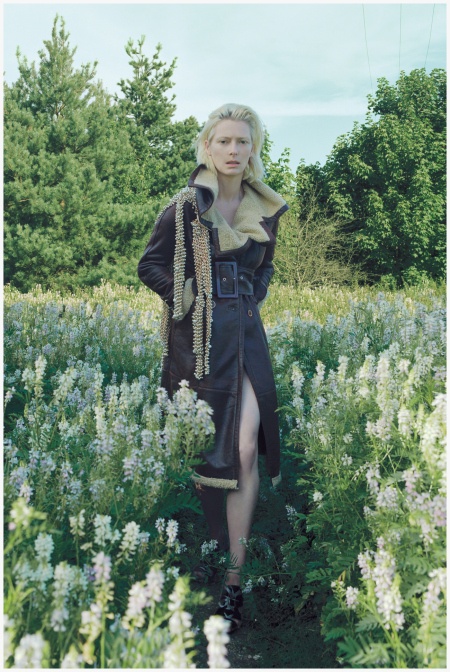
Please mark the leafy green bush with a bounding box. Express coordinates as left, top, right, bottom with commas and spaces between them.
297, 69, 446, 285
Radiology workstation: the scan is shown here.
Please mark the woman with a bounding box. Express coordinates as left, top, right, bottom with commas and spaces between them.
138, 103, 288, 632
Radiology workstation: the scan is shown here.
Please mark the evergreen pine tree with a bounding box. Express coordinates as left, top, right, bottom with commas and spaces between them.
114, 36, 199, 199
4, 16, 163, 290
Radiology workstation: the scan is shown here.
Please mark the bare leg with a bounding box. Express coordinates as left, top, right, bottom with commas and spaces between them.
225, 369, 260, 586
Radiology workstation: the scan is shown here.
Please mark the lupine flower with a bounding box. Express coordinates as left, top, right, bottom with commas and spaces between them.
285, 504, 298, 522
291, 363, 305, 395
34, 355, 47, 385
119, 521, 140, 558
403, 466, 421, 494
69, 510, 86, 538
376, 486, 399, 511
397, 359, 410, 374
79, 601, 102, 639
123, 451, 143, 482
19, 482, 33, 503
201, 539, 219, 557
93, 514, 113, 546
50, 562, 78, 632
204, 615, 230, 668
145, 565, 165, 604
3, 615, 14, 663
14, 632, 48, 668
155, 518, 166, 534
4, 387, 15, 406
372, 546, 405, 630
50, 606, 69, 632
163, 579, 195, 668
10, 465, 29, 494
166, 520, 179, 547
60, 646, 83, 668
35, 533, 54, 564
123, 581, 148, 629
138, 531, 150, 551
311, 361, 326, 393
92, 552, 111, 583
53, 368, 78, 405
21, 368, 35, 392
169, 609, 193, 636
345, 586, 359, 610
365, 463, 380, 495
397, 407, 412, 437
163, 642, 191, 669
242, 579, 253, 594
358, 550, 373, 580
422, 568, 446, 619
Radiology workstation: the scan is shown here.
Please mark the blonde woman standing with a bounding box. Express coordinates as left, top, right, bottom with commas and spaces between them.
138, 103, 288, 632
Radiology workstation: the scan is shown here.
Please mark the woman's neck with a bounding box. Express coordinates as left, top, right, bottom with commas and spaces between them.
216, 173, 244, 203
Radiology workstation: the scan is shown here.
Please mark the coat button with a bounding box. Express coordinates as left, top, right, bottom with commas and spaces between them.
248, 309, 253, 317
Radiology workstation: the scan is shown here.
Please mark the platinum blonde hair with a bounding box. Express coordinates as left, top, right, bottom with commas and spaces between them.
195, 103, 265, 181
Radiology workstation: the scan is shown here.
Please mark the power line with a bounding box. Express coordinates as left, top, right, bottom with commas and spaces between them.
399, 4, 402, 73
424, 4, 436, 69
362, 4, 373, 93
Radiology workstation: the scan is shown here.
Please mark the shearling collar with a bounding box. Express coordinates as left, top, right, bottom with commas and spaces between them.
190, 166, 287, 253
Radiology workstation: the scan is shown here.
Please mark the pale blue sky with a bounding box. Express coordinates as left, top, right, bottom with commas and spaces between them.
3, 3, 446, 168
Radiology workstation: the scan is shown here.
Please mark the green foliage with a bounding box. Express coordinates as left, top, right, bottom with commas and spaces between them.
299, 69, 446, 285
263, 136, 365, 288
114, 36, 200, 199
4, 17, 198, 292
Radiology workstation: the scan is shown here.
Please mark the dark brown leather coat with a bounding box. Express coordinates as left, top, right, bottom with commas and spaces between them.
138, 165, 288, 489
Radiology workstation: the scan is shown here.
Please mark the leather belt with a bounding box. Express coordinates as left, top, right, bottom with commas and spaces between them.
213, 261, 254, 298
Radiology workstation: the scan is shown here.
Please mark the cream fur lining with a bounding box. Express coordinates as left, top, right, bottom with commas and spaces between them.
272, 473, 282, 488
193, 168, 286, 252
173, 277, 195, 321
191, 471, 239, 490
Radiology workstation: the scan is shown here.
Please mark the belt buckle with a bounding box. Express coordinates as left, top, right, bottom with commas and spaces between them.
215, 261, 238, 298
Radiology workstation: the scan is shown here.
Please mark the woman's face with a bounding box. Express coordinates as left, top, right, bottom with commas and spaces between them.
205, 119, 253, 178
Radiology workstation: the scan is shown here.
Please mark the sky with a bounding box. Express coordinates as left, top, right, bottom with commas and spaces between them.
3, 2, 447, 169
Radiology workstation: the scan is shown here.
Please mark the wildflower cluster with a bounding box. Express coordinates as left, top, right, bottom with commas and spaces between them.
4, 282, 445, 669
279, 290, 446, 667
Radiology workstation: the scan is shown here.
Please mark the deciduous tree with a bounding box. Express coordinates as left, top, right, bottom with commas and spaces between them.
299, 69, 446, 285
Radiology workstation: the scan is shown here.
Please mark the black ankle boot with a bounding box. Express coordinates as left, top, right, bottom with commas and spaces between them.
215, 584, 243, 633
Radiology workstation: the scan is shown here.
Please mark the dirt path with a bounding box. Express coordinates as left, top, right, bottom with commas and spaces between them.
192, 581, 338, 669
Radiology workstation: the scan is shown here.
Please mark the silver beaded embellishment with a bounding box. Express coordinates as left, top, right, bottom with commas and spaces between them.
191, 217, 213, 379
155, 187, 213, 380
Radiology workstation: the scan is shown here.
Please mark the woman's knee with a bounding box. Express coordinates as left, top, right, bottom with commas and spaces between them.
239, 440, 259, 474
239, 372, 260, 472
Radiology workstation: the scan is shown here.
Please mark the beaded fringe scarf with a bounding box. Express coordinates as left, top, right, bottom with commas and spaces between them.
157, 187, 213, 380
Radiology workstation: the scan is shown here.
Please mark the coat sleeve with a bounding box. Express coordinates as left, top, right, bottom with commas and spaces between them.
137, 205, 176, 307
252, 216, 280, 303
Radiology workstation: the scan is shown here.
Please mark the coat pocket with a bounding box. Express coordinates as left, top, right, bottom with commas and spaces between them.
174, 278, 196, 321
